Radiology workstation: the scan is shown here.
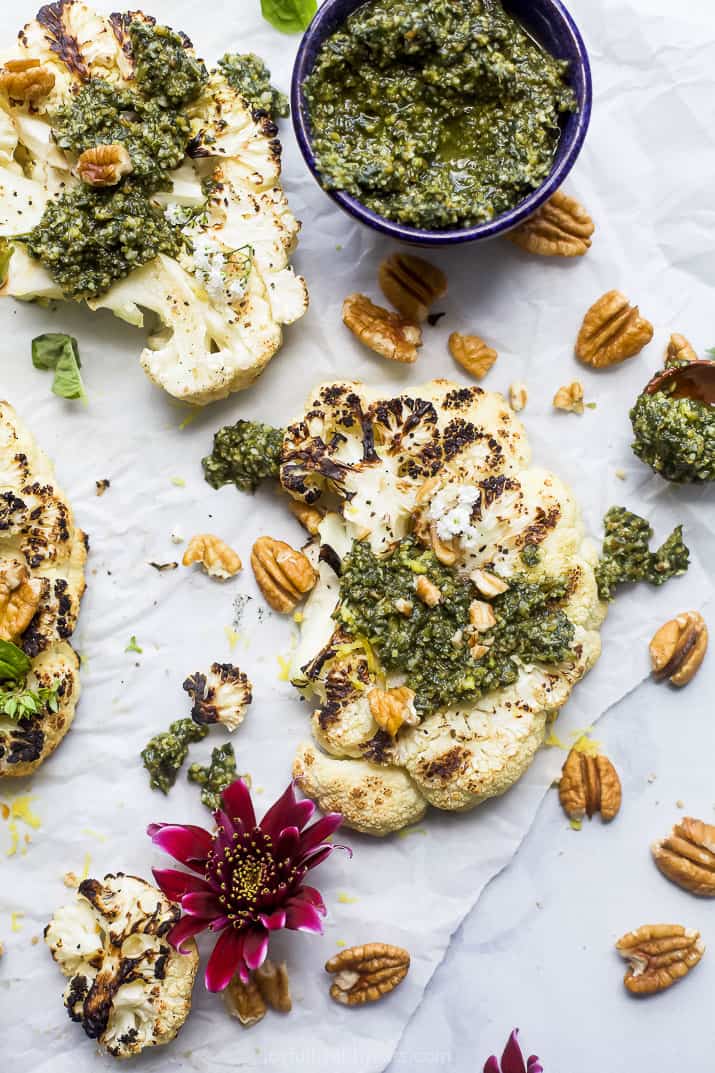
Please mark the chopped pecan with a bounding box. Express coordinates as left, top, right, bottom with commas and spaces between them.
0, 58, 55, 102
182, 534, 242, 579
649, 611, 707, 687
468, 638, 489, 660
469, 600, 496, 631
652, 817, 715, 896
223, 974, 266, 1027
665, 333, 698, 366
509, 382, 528, 412
254, 958, 292, 1013
0, 560, 42, 641
415, 575, 441, 607
553, 381, 585, 414
368, 686, 418, 737
449, 332, 497, 379
77, 143, 133, 187
576, 290, 654, 368
559, 748, 622, 822
469, 569, 508, 598
429, 522, 460, 566
343, 293, 421, 363
616, 924, 704, 995
394, 598, 413, 617
288, 499, 324, 536
325, 943, 410, 1006
378, 252, 447, 322
508, 191, 594, 257
251, 537, 316, 613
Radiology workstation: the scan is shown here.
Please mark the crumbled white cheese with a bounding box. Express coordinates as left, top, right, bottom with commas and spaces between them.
191, 234, 227, 303
164, 203, 186, 227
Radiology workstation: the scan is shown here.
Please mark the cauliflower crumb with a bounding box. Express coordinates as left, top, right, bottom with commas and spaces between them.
171, 527, 185, 545
63, 871, 79, 888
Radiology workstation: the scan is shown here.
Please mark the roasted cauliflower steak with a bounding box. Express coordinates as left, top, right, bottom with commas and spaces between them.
0, 400, 86, 776
286, 380, 606, 835
46, 873, 198, 1059
0, 1, 307, 405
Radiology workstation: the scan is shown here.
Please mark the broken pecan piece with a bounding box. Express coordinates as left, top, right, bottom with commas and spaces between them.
182, 534, 242, 579
559, 748, 622, 822
254, 958, 292, 1013
326, 943, 410, 1006
665, 333, 698, 366
616, 924, 704, 995
576, 290, 654, 368
288, 499, 324, 536
449, 332, 497, 379
343, 293, 421, 363
77, 143, 133, 187
469, 569, 508, 598
649, 611, 707, 686
0, 58, 55, 102
415, 575, 441, 607
652, 817, 715, 896
378, 252, 447, 322
0, 560, 42, 641
251, 537, 316, 613
508, 190, 594, 257
368, 686, 419, 737
223, 974, 266, 1027
553, 381, 585, 414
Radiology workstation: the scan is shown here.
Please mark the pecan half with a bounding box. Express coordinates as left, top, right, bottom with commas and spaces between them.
0, 560, 42, 641
649, 611, 707, 686
223, 974, 266, 1027
251, 537, 316, 613
254, 958, 292, 1013
576, 290, 654, 368
0, 58, 55, 102
507, 190, 594, 257
288, 499, 324, 536
652, 817, 715, 896
449, 332, 497, 379
343, 293, 421, 363
553, 381, 585, 414
378, 252, 447, 322
616, 924, 704, 995
665, 333, 698, 366
368, 686, 419, 737
77, 143, 133, 187
325, 943, 410, 1006
182, 534, 242, 579
559, 748, 622, 822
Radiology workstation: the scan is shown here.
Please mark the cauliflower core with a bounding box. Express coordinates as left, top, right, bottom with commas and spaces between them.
0, 402, 86, 776
286, 381, 606, 835
0, 2, 308, 405
45, 873, 198, 1059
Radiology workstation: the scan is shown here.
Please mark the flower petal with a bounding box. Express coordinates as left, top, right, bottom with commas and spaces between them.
182, 891, 224, 919
168, 915, 210, 953
483, 1059, 501, 1073
275, 825, 300, 860
298, 812, 342, 854
298, 844, 335, 872
152, 867, 212, 902
259, 909, 287, 931
291, 885, 326, 915
261, 782, 314, 839
148, 823, 212, 868
526, 1059, 543, 1073
221, 778, 256, 831
213, 807, 240, 841
205, 928, 246, 993
501, 1030, 527, 1073
285, 900, 325, 934
243, 926, 269, 971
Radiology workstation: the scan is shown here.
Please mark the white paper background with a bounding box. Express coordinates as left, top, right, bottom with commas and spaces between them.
0, 1, 713, 1070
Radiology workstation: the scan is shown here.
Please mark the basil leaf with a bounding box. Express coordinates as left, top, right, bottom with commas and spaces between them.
0, 639, 31, 682
31, 333, 87, 402
260, 0, 317, 34
52, 345, 87, 402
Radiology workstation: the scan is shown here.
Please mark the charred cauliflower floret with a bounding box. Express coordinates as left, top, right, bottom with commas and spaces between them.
0, 1, 308, 405
45, 873, 198, 1059
285, 381, 606, 835
0, 402, 86, 777
182, 661, 252, 731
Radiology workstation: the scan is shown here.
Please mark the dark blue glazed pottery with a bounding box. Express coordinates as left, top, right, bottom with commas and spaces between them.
291, 0, 592, 247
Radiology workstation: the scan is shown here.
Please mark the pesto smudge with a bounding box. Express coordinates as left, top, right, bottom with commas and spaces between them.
141, 717, 208, 794
595, 507, 690, 602
203, 419, 285, 492
188, 742, 237, 810
218, 52, 289, 118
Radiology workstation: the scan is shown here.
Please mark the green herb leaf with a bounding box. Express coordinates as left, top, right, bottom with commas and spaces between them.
0, 639, 31, 682
0, 238, 13, 287
260, 0, 317, 34
125, 635, 143, 654
52, 345, 87, 403
31, 333, 87, 403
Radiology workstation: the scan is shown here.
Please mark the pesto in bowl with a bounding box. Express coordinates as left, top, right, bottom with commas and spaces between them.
301, 0, 578, 232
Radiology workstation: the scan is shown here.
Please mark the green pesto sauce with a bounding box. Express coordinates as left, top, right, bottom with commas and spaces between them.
630, 390, 715, 484
130, 21, 208, 107
203, 419, 285, 492
337, 537, 575, 716
304, 0, 576, 230
141, 717, 208, 794
188, 742, 237, 811
218, 53, 289, 118
595, 507, 690, 602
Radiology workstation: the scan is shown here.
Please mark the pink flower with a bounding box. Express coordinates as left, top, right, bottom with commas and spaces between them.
484, 1030, 543, 1073
148, 778, 347, 992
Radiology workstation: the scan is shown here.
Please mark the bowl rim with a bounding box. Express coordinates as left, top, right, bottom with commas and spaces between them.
291, 0, 593, 246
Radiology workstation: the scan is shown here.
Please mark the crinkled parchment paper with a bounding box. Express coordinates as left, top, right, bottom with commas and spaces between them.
0, 1, 712, 1070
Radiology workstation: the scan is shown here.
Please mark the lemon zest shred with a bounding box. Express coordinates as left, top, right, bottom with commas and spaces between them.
396, 826, 427, 839
80, 852, 92, 881
544, 731, 567, 750
277, 655, 292, 682
11, 911, 24, 932
337, 892, 358, 905
10, 796, 41, 828
6, 821, 19, 857
224, 626, 239, 650
569, 818, 582, 831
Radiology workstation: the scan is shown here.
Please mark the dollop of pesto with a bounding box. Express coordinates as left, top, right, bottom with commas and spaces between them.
337, 537, 575, 716
595, 506, 690, 602
630, 390, 715, 483
203, 419, 285, 492
141, 717, 208, 794
304, 0, 576, 230
218, 53, 289, 118
188, 742, 237, 811
130, 21, 208, 107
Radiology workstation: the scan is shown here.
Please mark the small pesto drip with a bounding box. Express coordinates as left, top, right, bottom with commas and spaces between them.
130, 21, 208, 107
520, 543, 541, 567
188, 742, 237, 811
141, 717, 208, 794
337, 537, 575, 716
218, 53, 289, 118
203, 419, 285, 492
595, 506, 689, 602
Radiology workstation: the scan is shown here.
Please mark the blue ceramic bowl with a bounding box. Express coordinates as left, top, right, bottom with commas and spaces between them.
291, 0, 592, 247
